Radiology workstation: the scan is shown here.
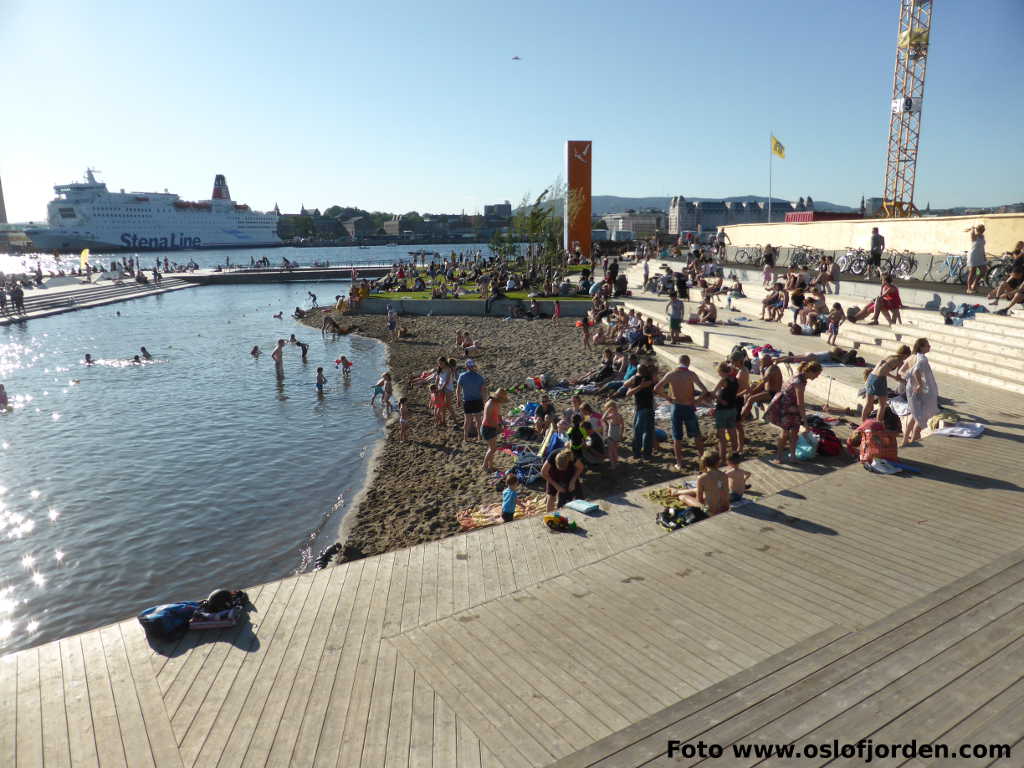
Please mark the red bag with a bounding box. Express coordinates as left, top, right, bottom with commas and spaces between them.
853, 419, 898, 463
813, 427, 842, 456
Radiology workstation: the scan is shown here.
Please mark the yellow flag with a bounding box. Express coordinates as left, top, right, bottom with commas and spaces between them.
771, 135, 785, 159
79, 248, 90, 269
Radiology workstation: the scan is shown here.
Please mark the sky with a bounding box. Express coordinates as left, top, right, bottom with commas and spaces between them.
1, 0, 1021, 221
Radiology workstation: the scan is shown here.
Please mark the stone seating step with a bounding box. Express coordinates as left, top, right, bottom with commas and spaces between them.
839, 324, 1024, 373
906, 316, 1024, 350
842, 335, 1024, 395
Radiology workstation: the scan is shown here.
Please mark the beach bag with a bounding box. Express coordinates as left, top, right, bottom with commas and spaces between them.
794, 431, 820, 461
137, 601, 200, 640
856, 419, 898, 463
813, 427, 842, 456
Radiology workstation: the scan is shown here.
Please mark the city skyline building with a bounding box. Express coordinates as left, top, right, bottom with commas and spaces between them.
667, 195, 818, 234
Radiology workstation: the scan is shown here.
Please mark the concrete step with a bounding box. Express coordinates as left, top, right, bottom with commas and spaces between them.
906, 316, 1024, 350
964, 313, 1024, 334
853, 337, 1024, 395
839, 321, 1024, 372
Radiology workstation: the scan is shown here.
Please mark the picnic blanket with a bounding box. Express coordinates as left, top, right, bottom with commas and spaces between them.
456, 495, 548, 531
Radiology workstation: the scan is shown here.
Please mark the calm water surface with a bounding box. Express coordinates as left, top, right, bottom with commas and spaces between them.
0, 280, 388, 654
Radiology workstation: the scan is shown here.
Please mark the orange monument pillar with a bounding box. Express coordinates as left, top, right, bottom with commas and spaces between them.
565, 140, 592, 258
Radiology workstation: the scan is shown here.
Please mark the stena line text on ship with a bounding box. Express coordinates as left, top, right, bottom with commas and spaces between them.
24, 171, 281, 253
120, 233, 201, 249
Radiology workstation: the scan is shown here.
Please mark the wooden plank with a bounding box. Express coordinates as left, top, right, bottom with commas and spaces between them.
480, 742, 506, 768
178, 573, 298, 767
263, 560, 353, 767
779, 613, 1024, 765
452, 534, 473, 614
118, 622, 184, 768
237, 568, 333, 768
691, 593, 1024, 768
569, 557, 786, 667
0, 655, 15, 767
58, 636, 99, 767
408, 669, 434, 768
205, 570, 319, 768
923, 695, 1024, 768
491, 526, 518, 597
552, 553, 1024, 768
442, 614, 593, 753
496, 583, 668, 717
287, 558, 369, 768
79, 629, 128, 768
476, 526, 502, 604
98, 625, 156, 768
16, 647, 43, 768
826, 639, 1024, 768
382, 548, 412, 638
167, 579, 282, 740
616, 541, 831, 647
463, 531, 486, 609
457, 718, 481, 768
334, 551, 398, 768
402, 543, 425, 632
433, 691, 458, 768
436, 536, 456, 621
418, 540, 440, 627
468, 596, 631, 735
389, 630, 536, 768
306, 557, 380, 768
506, 517, 540, 590
384, 649, 415, 768
542, 569, 723, 693
359, 638, 400, 768
37, 640, 71, 768
633, 535, 840, 636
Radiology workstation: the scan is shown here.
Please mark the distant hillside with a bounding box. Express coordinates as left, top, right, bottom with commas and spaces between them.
526, 195, 856, 216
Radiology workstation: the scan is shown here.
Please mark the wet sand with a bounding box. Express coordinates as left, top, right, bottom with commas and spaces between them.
304, 309, 833, 561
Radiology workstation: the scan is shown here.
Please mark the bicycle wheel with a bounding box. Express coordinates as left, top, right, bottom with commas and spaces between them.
836, 253, 851, 273
849, 256, 868, 276
949, 260, 967, 284
895, 255, 917, 280
988, 262, 1009, 286
735, 248, 751, 265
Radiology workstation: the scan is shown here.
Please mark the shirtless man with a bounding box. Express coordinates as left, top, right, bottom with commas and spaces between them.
655, 354, 710, 472
862, 345, 911, 421
674, 450, 730, 515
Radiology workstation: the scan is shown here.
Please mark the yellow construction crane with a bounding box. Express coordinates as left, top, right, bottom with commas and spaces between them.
882, 0, 933, 218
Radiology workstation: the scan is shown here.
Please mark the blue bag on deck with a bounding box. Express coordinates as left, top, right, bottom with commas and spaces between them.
137, 601, 200, 640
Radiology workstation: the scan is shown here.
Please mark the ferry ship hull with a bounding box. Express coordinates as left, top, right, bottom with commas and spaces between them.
25, 171, 281, 254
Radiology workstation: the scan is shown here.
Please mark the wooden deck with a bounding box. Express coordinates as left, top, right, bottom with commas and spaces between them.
2, 348, 1024, 766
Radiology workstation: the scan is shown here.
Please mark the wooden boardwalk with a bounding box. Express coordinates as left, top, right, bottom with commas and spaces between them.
2, 349, 1023, 766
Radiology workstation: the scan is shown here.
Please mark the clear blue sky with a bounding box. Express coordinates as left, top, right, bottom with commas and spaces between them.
1, 0, 1021, 221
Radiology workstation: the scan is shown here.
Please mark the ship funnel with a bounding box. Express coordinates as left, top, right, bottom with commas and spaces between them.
211, 174, 231, 200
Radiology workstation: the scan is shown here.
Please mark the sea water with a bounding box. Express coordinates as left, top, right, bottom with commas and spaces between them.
0, 280, 388, 654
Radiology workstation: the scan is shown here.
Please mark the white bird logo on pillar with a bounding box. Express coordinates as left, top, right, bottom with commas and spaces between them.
573, 143, 591, 164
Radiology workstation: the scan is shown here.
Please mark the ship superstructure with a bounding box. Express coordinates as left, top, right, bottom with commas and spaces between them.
25, 171, 280, 252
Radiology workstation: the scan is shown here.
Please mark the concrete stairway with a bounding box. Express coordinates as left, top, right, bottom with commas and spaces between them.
2, 277, 194, 325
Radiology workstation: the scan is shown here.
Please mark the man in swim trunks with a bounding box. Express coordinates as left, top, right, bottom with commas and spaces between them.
456, 359, 487, 440
665, 291, 685, 344
654, 354, 709, 472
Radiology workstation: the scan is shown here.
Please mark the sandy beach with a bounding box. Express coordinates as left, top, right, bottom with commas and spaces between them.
302, 307, 824, 562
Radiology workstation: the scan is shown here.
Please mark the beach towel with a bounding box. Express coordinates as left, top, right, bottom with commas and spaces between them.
565, 499, 599, 514
455, 495, 547, 531
932, 422, 985, 438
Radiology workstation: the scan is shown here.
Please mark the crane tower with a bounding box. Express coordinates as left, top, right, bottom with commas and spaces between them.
882, 0, 933, 218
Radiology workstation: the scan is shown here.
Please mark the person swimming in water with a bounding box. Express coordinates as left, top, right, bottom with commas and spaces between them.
131, 355, 142, 365
0, 383, 8, 410
140, 346, 152, 360
250, 345, 261, 357
273, 311, 283, 319
84, 354, 95, 365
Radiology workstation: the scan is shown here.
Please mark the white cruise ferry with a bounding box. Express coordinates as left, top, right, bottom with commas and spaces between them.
25, 170, 281, 252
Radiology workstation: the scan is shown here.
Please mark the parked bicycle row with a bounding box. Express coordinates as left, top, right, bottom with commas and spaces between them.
723, 239, 1024, 289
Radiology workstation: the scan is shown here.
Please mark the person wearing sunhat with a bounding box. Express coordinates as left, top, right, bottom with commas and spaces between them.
481, 388, 509, 472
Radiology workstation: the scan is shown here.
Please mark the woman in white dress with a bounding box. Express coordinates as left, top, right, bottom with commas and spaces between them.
965, 224, 987, 294
900, 338, 939, 446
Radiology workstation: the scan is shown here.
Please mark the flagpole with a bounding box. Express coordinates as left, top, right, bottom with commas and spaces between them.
768, 131, 773, 224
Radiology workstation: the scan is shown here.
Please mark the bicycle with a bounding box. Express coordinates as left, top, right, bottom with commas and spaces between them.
788, 245, 814, 270
921, 252, 967, 284
733, 244, 762, 265
877, 250, 918, 280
